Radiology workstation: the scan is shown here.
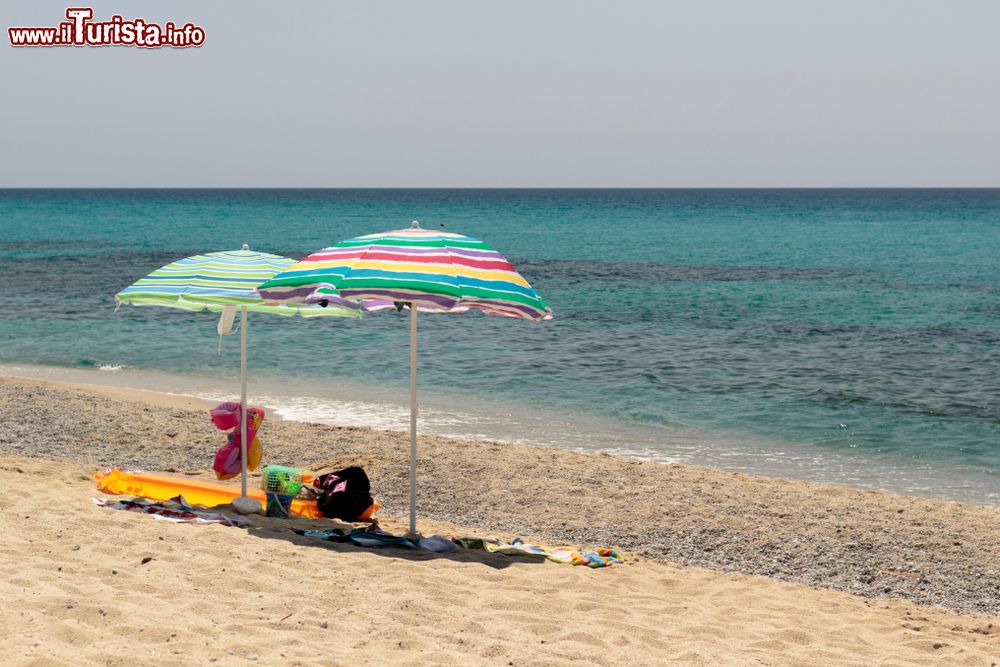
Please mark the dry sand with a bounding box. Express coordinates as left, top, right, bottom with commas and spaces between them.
2, 455, 999, 666
1, 376, 999, 665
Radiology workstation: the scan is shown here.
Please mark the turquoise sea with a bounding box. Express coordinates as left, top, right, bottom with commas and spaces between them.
1, 189, 997, 504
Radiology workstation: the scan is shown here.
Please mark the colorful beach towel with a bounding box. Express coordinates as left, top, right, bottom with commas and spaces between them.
453, 537, 624, 568
293, 526, 623, 567
94, 496, 250, 527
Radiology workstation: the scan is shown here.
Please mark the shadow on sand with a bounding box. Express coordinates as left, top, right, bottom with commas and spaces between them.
241, 514, 547, 570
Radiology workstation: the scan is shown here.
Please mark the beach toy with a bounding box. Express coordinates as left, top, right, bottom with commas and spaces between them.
260, 466, 303, 519
265, 492, 295, 518
260, 465, 304, 496
94, 469, 323, 519
211, 402, 264, 480
209, 402, 241, 430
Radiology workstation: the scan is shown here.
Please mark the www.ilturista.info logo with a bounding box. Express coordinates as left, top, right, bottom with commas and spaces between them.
8, 7, 205, 48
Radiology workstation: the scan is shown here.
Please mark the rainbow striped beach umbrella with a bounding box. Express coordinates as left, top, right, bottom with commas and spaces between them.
116, 246, 360, 505
256, 223, 552, 321
115, 247, 362, 317
258, 223, 551, 533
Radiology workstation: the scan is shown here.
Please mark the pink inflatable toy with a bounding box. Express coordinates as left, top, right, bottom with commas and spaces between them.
210, 402, 265, 480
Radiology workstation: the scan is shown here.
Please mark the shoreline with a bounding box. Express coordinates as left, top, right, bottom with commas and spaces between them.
3, 369, 996, 510
2, 362, 997, 510
1, 374, 999, 619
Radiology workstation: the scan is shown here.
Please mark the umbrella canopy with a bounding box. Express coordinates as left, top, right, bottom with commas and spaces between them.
116, 247, 359, 506
257, 223, 551, 534
255, 225, 552, 320
116, 248, 360, 318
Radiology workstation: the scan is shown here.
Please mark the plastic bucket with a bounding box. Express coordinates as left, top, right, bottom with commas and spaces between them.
265, 492, 295, 518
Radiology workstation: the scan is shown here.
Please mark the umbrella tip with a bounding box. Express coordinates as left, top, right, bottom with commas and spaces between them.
242, 243, 250, 251
410, 220, 420, 229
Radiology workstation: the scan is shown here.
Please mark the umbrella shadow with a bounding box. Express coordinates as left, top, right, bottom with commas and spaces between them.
242, 517, 547, 570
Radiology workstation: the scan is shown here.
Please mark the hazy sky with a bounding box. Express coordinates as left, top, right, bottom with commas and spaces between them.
2, 1, 998, 187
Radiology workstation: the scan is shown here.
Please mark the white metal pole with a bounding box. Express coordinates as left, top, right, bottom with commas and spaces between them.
239, 306, 249, 498
409, 304, 418, 535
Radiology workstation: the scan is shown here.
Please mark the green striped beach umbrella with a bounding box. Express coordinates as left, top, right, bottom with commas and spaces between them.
116, 246, 360, 507
257, 223, 551, 533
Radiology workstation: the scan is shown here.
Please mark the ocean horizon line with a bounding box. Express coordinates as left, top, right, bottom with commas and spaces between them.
2, 186, 999, 191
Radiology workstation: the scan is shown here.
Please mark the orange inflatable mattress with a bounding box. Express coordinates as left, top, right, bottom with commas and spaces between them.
94, 469, 323, 519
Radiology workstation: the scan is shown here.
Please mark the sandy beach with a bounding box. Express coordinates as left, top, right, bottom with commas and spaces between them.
6, 0, 1000, 664
1, 375, 998, 665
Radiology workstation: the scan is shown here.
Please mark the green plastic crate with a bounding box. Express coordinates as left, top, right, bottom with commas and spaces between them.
259, 465, 303, 496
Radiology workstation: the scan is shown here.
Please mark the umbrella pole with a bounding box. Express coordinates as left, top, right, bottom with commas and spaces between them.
409, 305, 418, 536
240, 306, 249, 498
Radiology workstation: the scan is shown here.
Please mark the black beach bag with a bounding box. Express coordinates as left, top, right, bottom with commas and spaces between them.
315, 467, 374, 521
